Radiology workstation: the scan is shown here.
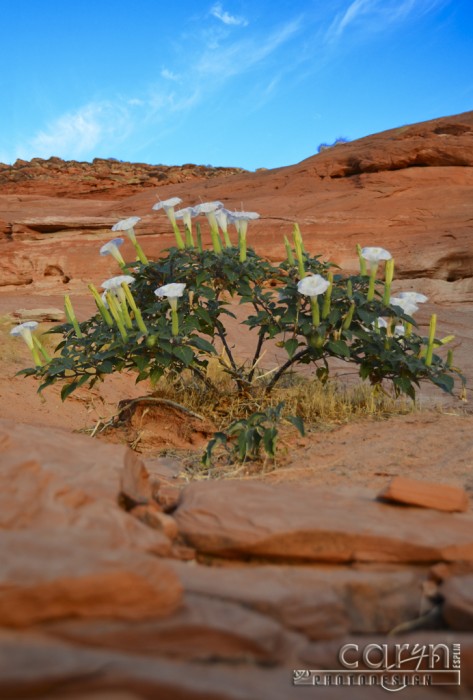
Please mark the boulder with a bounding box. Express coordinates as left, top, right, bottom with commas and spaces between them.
378, 476, 469, 512
174, 481, 473, 563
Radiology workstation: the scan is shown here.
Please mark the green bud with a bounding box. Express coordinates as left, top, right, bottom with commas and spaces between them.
284, 236, 295, 266
356, 244, 367, 276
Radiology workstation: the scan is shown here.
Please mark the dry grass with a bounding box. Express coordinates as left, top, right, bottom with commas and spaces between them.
152, 360, 416, 433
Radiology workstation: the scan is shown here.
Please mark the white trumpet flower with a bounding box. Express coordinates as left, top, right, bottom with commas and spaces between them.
297, 275, 331, 297
99, 237, 126, 267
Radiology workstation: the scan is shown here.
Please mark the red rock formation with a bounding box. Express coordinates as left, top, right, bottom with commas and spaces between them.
0, 111, 472, 291
0, 157, 246, 199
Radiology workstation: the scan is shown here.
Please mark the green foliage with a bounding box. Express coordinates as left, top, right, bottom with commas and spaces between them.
202, 401, 305, 467
17, 216, 465, 427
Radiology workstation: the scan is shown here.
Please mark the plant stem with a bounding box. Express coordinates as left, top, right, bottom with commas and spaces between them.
216, 321, 238, 372
248, 328, 266, 382
171, 308, 179, 337
367, 263, 378, 302
172, 223, 185, 250
265, 348, 310, 393
310, 297, 320, 326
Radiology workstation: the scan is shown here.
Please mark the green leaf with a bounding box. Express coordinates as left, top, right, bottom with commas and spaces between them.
189, 336, 217, 354
263, 427, 278, 458
194, 305, 214, 326
431, 373, 454, 394
150, 366, 164, 385
327, 339, 350, 357
172, 345, 194, 366
284, 338, 299, 358
285, 414, 305, 436
237, 431, 248, 461
60, 383, 76, 401
393, 376, 416, 400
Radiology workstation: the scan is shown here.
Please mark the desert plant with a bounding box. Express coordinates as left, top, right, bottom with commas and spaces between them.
15, 201, 464, 411
202, 401, 304, 467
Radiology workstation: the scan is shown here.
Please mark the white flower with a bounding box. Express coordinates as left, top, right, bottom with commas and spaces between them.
101, 275, 135, 291
193, 201, 224, 215
152, 197, 183, 212
152, 197, 183, 229
215, 208, 230, 232
361, 247, 392, 263
375, 317, 405, 337
297, 274, 330, 297
154, 283, 186, 299
10, 321, 39, 349
394, 324, 405, 337
397, 291, 428, 304
228, 210, 260, 236
390, 296, 419, 316
175, 206, 198, 230
100, 237, 124, 257
111, 216, 141, 232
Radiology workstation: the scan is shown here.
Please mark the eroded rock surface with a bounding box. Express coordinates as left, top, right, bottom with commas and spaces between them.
0, 111, 472, 293
1, 419, 472, 698
174, 480, 473, 563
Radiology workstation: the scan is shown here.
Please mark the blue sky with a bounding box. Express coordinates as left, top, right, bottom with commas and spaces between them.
1, 0, 471, 170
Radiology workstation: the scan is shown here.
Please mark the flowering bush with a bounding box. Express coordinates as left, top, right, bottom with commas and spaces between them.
15, 198, 464, 406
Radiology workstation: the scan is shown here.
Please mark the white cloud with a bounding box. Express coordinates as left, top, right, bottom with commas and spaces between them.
210, 3, 248, 27
30, 105, 103, 157
9, 102, 133, 162
325, 0, 447, 43
161, 68, 180, 81
196, 18, 302, 79
332, 0, 372, 37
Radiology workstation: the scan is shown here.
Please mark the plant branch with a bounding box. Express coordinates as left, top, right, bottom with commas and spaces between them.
216, 320, 238, 372
265, 348, 311, 393
248, 329, 266, 382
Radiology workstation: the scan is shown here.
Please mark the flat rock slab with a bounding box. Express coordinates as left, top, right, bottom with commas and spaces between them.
0, 531, 182, 627
0, 630, 442, 700
168, 560, 432, 638
11, 307, 65, 322
174, 481, 473, 564
441, 573, 473, 630
41, 591, 301, 665
378, 476, 469, 512
0, 418, 170, 555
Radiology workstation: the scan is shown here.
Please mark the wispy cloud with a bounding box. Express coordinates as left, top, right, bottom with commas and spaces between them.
325, 0, 447, 43
195, 17, 303, 80
161, 68, 180, 81
210, 3, 248, 27
9, 102, 133, 162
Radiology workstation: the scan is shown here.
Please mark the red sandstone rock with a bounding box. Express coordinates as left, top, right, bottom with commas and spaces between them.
44, 591, 302, 665
119, 449, 154, 506
168, 560, 430, 638
378, 476, 469, 512
130, 505, 179, 540
0, 157, 245, 199
0, 531, 182, 627
441, 574, 473, 630
174, 481, 473, 563
0, 419, 171, 555
0, 629, 460, 698
1, 112, 473, 293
